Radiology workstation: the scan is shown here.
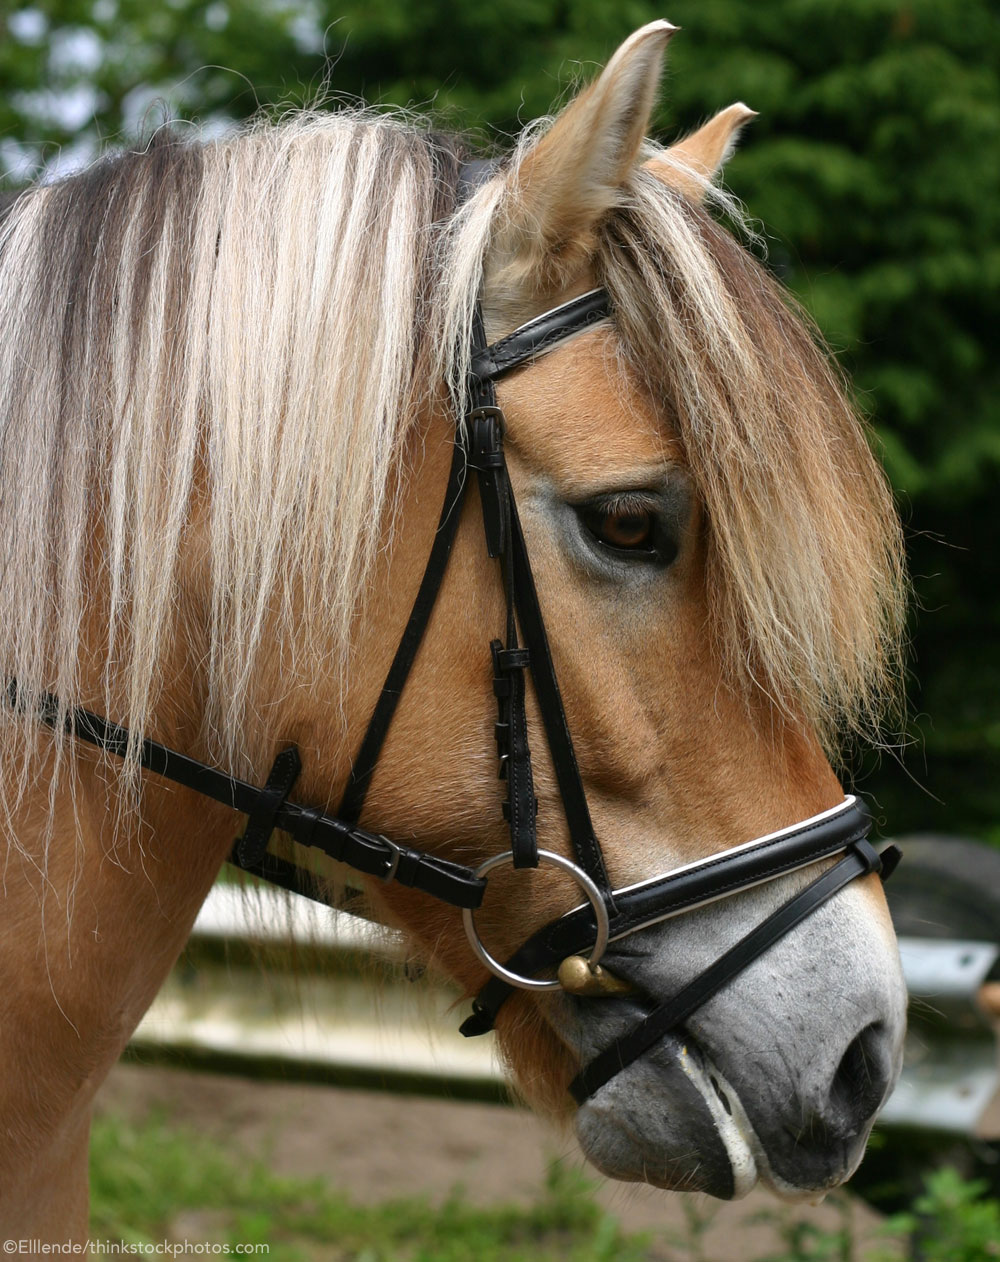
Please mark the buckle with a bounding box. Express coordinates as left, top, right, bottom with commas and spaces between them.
467, 406, 506, 469
467, 403, 506, 428
379, 835, 403, 883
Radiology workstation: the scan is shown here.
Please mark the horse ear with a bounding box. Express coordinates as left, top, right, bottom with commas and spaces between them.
645, 103, 757, 201
487, 21, 677, 303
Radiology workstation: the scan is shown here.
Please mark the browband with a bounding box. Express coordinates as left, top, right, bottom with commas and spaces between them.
470, 289, 612, 382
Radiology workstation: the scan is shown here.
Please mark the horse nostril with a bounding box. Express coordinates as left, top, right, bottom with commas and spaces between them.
825, 1021, 893, 1137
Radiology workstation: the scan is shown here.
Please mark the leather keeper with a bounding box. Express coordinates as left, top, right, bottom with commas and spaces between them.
877, 842, 902, 880
502, 797, 538, 822
392, 847, 424, 887
233, 745, 302, 868
495, 646, 530, 671
459, 1004, 495, 1038
469, 410, 507, 558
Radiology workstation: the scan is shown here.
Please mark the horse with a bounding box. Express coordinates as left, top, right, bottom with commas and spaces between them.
0, 22, 908, 1238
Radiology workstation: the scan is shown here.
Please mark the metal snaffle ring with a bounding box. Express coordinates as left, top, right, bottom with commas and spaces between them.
462, 848, 611, 991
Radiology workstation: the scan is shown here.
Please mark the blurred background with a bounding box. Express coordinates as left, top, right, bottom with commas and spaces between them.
2, 0, 997, 845
3, 4, 999, 1257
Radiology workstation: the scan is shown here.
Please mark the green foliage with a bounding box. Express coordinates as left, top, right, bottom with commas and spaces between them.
2, 0, 998, 840
0, 0, 323, 175
87, 1108, 1000, 1260
747, 1195, 856, 1262
877, 1166, 1000, 1261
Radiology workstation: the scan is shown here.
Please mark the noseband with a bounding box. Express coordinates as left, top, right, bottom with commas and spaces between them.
12, 180, 899, 1103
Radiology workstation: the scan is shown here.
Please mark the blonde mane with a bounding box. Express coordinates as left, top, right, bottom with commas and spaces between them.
0, 108, 903, 812
597, 169, 906, 749
0, 114, 479, 793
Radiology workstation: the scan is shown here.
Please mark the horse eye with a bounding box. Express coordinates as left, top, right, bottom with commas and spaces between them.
591, 508, 655, 551
578, 496, 669, 560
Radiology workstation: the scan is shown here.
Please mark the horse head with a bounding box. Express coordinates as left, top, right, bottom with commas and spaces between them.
0, 22, 907, 1225
341, 23, 907, 1198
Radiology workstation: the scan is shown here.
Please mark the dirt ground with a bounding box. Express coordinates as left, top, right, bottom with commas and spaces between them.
95, 1063, 887, 1259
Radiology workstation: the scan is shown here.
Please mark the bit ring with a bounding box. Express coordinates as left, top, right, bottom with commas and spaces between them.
462, 849, 610, 991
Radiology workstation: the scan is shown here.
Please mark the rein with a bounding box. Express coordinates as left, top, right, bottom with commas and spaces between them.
9, 176, 900, 1102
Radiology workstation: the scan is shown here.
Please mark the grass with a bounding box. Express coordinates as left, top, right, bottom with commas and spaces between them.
90, 1109, 1000, 1261
90, 1110, 652, 1261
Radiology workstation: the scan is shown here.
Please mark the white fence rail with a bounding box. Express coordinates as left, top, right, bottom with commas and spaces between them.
129, 885, 1000, 1133
130, 885, 505, 1100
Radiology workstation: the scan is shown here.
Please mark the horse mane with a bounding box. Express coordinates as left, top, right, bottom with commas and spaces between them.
0, 114, 485, 793
596, 171, 906, 751
0, 108, 904, 813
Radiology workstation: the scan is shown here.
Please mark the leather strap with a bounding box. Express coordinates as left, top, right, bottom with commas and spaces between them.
471, 290, 612, 383
11, 684, 487, 910
468, 407, 508, 559
467, 305, 540, 870
465, 297, 614, 892
506, 496, 615, 899
570, 839, 899, 1101
338, 437, 469, 824
460, 797, 873, 1035
492, 641, 538, 867
234, 848, 330, 904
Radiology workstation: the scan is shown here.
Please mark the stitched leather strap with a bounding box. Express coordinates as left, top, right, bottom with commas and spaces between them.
471, 290, 612, 382
491, 641, 538, 867
460, 797, 873, 1035
468, 408, 508, 559
465, 301, 615, 888
467, 304, 541, 870
10, 684, 487, 910
569, 839, 898, 1101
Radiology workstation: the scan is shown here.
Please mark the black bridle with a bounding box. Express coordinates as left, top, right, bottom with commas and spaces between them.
11, 202, 899, 1104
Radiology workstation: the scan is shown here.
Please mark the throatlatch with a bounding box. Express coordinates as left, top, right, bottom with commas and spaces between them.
9, 165, 900, 1102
